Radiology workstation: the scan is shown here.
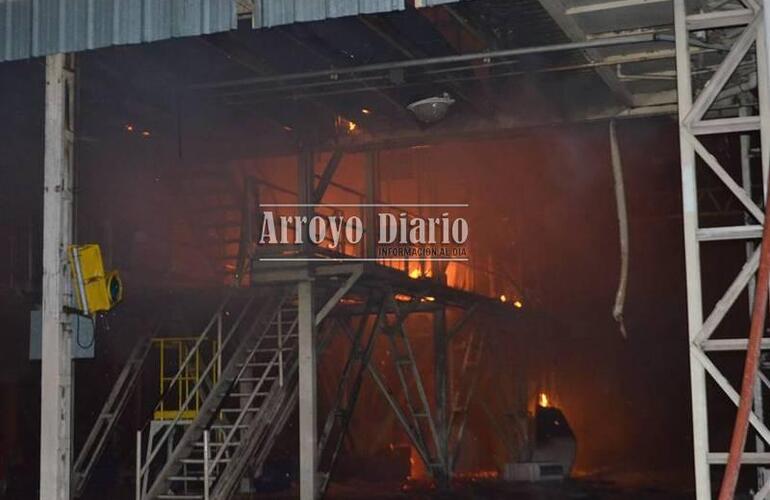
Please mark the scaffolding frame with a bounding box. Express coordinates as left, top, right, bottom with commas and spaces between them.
674, 0, 770, 497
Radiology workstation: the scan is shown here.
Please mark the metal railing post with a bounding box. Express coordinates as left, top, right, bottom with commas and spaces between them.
203, 430, 210, 500
278, 307, 284, 386
135, 431, 142, 500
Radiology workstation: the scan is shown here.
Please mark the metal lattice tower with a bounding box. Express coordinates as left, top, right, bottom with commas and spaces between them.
674, 0, 770, 497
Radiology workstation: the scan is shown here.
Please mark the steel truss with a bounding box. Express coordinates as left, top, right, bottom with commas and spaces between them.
674, 1, 770, 498
313, 289, 485, 489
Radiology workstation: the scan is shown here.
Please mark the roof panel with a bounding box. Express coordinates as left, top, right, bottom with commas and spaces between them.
0, 0, 235, 62
258, 0, 407, 28
0, 0, 462, 63
1, 0, 33, 61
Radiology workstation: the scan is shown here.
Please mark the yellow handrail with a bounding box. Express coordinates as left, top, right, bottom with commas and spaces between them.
151, 337, 219, 421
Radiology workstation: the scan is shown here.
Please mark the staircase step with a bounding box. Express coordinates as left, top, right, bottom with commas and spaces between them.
192, 441, 241, 448
169, 475, 218, 482
210, 423, 248, 430
236, 361, 278, 368
181, 457, 231, 464
237, 376, 277, 383
220, 407, 261, 413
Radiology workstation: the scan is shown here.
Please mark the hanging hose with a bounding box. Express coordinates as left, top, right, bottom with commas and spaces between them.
718, 191, 770, 499
610, 120, 629, 339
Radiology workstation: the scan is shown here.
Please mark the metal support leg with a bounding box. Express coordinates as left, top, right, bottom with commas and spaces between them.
40, 53, 76, 500
297, 151, 314, 255
673, 2, 711, 498
433, 307, 450, 486
298, 280, 317, 500
364, 151, 378, 259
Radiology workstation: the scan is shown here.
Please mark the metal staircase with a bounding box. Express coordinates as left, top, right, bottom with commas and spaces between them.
73, 334, 153, 497
137, 286, 301, 500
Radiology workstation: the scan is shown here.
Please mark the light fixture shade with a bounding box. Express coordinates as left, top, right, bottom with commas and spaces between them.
407, 93, 455, 123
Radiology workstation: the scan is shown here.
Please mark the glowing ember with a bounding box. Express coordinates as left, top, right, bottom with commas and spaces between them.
539, 392, 550, 407
513, 300, 523, 308
499, 294, 507, 302
457, 470, 499, 480
347, 120, 357, 132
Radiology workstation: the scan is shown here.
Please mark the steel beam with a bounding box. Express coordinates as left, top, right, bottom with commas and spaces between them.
433, 307, 450, 485
537, 0, 636, 106
364, 152, 378, 259
298, 280, 317, 500
673, 1, 711, 497
674, 2, 770, 497
40, 53, 76, 500
565, 0, 668, 15
313, 150, 343, 204
298, 151, 314, 255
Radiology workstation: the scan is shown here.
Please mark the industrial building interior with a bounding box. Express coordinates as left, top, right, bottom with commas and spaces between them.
1, 0, 769, 498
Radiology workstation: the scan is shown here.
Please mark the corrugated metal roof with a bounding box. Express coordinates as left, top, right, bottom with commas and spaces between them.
0, 0, 236, 62
255, 0, 405, 28
0, 0, 443, 63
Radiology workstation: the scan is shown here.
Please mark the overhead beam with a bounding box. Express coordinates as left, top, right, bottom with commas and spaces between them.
537, 0, 637, 106
313, 149, 344, 204
276, 27, 418, 128
565, 0, 668, 15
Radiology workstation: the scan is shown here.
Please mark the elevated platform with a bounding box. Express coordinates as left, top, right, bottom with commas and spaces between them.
250, 248, 521, 314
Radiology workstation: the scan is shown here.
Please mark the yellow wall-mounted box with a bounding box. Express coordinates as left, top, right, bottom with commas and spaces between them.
68, 244, 122, 315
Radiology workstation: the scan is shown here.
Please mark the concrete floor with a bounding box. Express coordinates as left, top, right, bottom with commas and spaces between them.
242, 479, 693, 499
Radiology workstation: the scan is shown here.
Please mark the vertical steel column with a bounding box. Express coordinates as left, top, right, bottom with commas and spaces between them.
40, 53, 75, 500
298, 151, 314, 254
673, 2, 711, 498
757, 1, 770, 493
364, 151, 379, 259
433, 307, 450, 485
298, 281, 317, 500
760, 3, 770, 192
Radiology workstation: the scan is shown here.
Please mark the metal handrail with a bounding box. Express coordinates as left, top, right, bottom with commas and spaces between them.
139, 294, 256, 482
210, 313, 299, 468
149, 294, 232, 417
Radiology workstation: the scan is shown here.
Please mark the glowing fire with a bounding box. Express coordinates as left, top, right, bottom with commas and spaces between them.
499, 294, 507, 302
513, 300, 523, 308
538, 392, 550, 407
407, 445, 426, 479
457, 470, 499, 480
409, 268, 422, 279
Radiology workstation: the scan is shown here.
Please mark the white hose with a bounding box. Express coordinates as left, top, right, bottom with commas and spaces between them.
610, 120, 629, 339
